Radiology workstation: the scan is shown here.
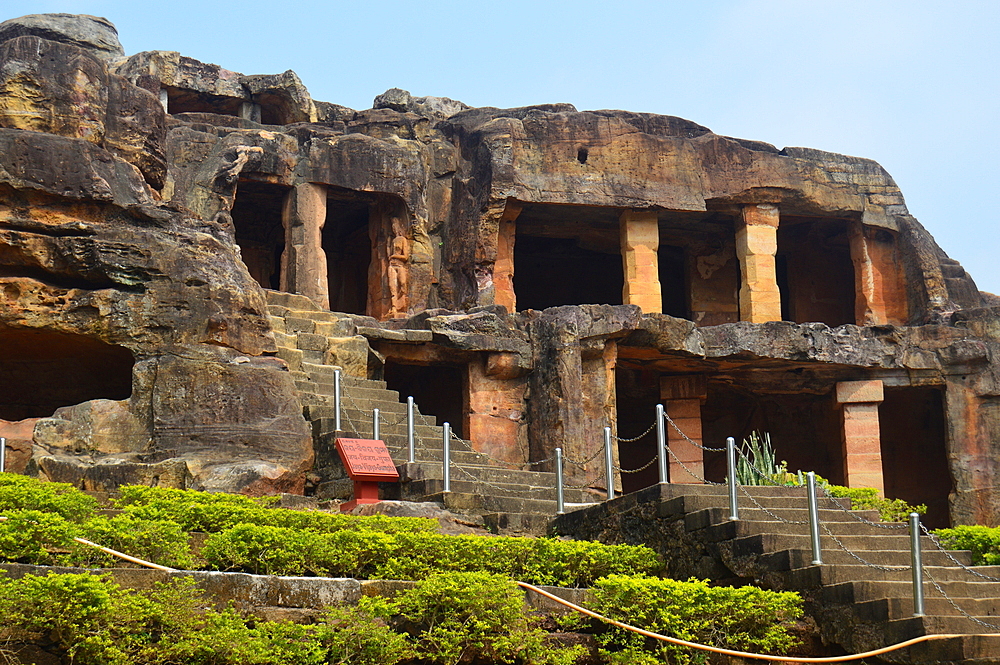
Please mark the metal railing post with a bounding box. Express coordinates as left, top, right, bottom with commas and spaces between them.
372, 408, 380, 440
807, 471, 822, 565
604, 426, 615, 501
333, 369, 342, 432
726, 436, 738, 521
0, 437, 5, 473
555, 447, 565, 515
910, 512, 925, 616
656, 404, 668, 484
406, 397, 415, 464
442, 422, 451, 493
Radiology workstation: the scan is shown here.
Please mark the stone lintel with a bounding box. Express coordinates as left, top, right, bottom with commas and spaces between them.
660, 375, 708, 402
836, 379, 884, 404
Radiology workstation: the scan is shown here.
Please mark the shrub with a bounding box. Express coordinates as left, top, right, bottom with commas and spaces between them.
590, 575, 802, 664
394, 571, 584, 665
203, 524, 661, 585
0, 509, 78, 565
70, 513, 195, 570
933, 525, 1000, 566
824, 485, 926, 522
0, 472, 97, 521
318, 597, 415, 665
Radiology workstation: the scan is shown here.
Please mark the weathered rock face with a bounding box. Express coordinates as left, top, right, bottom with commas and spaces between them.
1, 13, 998, 523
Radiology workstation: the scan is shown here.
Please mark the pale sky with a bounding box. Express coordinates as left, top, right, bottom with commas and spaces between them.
10, 0, 1000, 295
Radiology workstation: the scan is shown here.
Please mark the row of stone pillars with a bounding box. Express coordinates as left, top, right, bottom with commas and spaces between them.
661, 376, 887, 492
496, 202, 901, 326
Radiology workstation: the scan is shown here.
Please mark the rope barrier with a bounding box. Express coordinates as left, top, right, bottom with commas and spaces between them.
517, 582, 965, 663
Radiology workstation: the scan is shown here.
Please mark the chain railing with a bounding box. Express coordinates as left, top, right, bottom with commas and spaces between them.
310, 380, 1000, 632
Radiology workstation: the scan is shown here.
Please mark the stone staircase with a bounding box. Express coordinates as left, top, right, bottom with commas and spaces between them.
554, 484, 1000, 664
264, 290, 595, 533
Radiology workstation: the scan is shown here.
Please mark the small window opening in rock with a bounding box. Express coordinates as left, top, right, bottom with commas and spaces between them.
577, 148, 588, 164
0, 330, 134, 421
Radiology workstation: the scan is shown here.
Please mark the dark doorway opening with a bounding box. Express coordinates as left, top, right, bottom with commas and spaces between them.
614, 366, 661, 493
383, 361, 466, 439
658, 244, 687, 319
0, 330, 134, 421
513, 203, 623, 311
777, 218, 856, 326
232, 179, 287, 290
163, 86, 243, 117
323, 189, 371, 315
879, 387, 950, 528
701, 385, 843, 484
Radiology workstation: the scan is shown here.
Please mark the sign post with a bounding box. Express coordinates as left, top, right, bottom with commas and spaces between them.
334, 438, 400, 512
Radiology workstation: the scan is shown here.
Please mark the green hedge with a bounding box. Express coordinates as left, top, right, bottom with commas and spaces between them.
933, 525, 1000, 566
202, 524, 662, 586
0, 473, 97, 521
589, 575, 803, 664
824, 485, 926, 522
116, 485, 436, 534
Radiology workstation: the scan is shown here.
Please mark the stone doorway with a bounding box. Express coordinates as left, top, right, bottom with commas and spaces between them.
0, 329, 134, 421
383, 361, 466, 439
777, 218, 856, 326
879, 387, 950, 528
232, 179, 288, 290
513, 204, 623, 311
323, 188, 372, 315
614, 366, 661, 493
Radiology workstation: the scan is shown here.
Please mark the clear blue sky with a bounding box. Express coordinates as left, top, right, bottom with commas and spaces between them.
12, 0, 1000, 295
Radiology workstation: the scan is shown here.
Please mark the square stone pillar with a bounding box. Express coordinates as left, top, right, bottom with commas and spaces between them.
619, 209, 662, 314
848, 222, 909, 326
736, 204, 781, 323
836, 380, 885, 493
661, 375, 707, 484
281, 183, 330, 310
494, 202, 522, 313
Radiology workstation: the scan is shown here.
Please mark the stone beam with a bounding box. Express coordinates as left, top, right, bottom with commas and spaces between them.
619, 209, 661, 314
835, 379, 885, 493
494, 202, 522, 313
281, 183, 329, 310
736, 204, 781, 323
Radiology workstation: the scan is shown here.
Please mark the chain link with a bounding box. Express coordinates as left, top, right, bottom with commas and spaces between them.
737, 486, 808, 525
562, 445, 607, 469
818, 522, 911, 572
925, 569, 1000, 631
662, 442, 724, 486
920, 524, 1000, 582
615, 421, 656, 442
614, 455, 659, 474
815, 486, 909, 530
662, 411, 726, 452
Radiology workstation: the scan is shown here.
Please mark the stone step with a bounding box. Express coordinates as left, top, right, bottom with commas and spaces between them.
422, 491, 597, 517
781, 563, 1000, 588
400, 478, 590, 504
483, 512, 558, 536
680, 505, 884, 530
401, 461, 573, 487
758, 545, 973, 569
311, 418, 445, 441
264, 290, 324, 311
852, 595, 1000, 622
660, 493, 855, 515
720, 527, 940, 552
822, 578, 1000, 606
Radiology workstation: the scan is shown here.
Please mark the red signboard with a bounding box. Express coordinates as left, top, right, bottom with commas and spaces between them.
335, 438, 399, 482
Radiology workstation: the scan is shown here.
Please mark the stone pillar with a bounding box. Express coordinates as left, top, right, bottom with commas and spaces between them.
467, 353, 528, 465
849, 222, 909, 326
836, 380, 885, 492
494, 202, 522, 313
619, 209, 662, 314
281, 183, 329, 310
736, 204, 781, 323
661, 375, 707, 484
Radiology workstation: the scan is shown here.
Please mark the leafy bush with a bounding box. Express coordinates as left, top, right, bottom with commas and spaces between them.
933, 525, 1000, 566
590, 575, 802, 664
0, 509, 78, 565
394, 571, 584, 665
0, 472, 97, 521
70, 514, 194, 570
318, 597, 415, 665
116, 484, 435, 534
203, 524, 661, 585
735, 432, 788, 486
824, 485, 926, 522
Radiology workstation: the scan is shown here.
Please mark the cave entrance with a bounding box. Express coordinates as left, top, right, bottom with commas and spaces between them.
232, 179, 288, 290
879, 387, 950, 528
383, 361, 466, 439
323, 188, 373, 316
513, 204, 623, 311
163, 86, 243, 117
777, 218, 856, 326
614, 366, 662, 493
658, 244, 687, 319
0, 330, 134, 421
701, 385, 843, 485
